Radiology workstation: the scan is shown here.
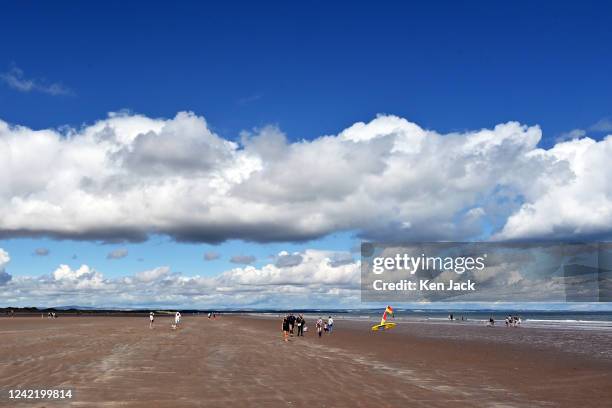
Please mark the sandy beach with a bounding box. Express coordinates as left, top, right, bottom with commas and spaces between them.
1, 314, 611, 408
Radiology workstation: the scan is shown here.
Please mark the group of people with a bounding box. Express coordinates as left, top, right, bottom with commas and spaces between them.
486, 315, 522, 327
281, 313, 306, 341
148, 311, 181, 329
315, 316, 334, 337
281, 314, 334, 341
505, 315, 521, 327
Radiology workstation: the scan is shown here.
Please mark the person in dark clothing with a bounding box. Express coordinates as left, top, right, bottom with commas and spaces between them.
296, 315, 305, 336
282, 315, 290, 342
288, 314, 296, 336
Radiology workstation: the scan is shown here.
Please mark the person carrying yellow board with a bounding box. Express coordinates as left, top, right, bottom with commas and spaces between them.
371, 305, 396, 331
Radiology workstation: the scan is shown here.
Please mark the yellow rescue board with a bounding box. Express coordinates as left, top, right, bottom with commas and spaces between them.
371, 322, 397, 331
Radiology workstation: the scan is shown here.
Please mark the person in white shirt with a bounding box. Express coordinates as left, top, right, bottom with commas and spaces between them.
149, 312, 155, 329
327, 316, 334, 334
175, 311, 181, 327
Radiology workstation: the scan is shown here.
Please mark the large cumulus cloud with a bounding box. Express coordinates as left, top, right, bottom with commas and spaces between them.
495, 137, 612, 240
0, 112, 610, 243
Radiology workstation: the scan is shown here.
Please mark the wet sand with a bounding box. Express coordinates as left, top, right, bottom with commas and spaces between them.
1, 315, 611, 407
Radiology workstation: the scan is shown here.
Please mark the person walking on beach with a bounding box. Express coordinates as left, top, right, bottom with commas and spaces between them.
288, 313, 296, 336
149, 312, 155, 329
296, 314, 304, 336
317, 317, 323, 337
175, 311, 181, 328
282, 315, 290, 342
294, 314, 300, 336
328, 316, 334, 334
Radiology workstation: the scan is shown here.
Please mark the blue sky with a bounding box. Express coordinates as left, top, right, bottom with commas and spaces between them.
0, 232, 358, 279
2, 1, 611, 143
0, 1, 611, 308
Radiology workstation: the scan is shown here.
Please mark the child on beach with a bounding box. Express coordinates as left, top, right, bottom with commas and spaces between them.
317, 317, 323, 337
175, 311, 181, 328
149, 312, 155, 329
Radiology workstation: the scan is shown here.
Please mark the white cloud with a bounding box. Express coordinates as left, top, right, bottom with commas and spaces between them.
274, 251, 303, 268
133, 266, 170, 283
0, 111, 610, 244
220, 249, 358, 287
0, 249, 360, 308
495, 136, 612, 240
52, 264, 105, 289
0, 65, 72, 96
0, 248, 12, 285
0, 248, 9, 268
